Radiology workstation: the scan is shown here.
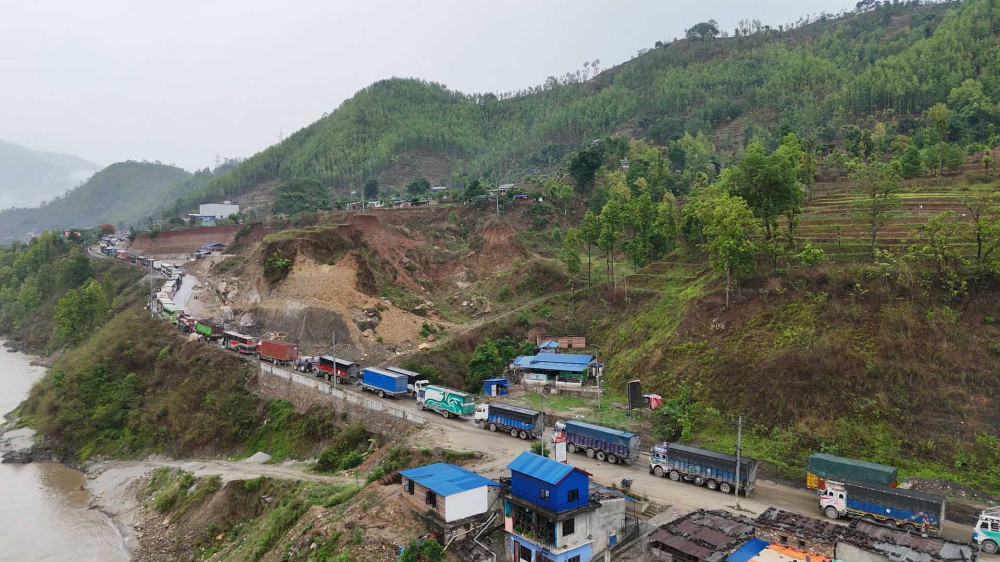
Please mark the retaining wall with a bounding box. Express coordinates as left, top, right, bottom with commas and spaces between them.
255, 362, 425, 438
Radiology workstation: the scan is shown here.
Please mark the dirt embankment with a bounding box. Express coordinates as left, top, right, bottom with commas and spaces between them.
131, 225, 242, 256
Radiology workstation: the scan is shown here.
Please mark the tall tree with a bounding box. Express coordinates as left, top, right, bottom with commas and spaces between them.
963, 191, 1000, 266
578, 210, 601, 295
599, 199, 624, 290
568, 148, 602, 194
688, 191, 760, 309
406, 177, 431, 196
849, 161, 903, 259
727, 142, 799, 241
559, 228, 582, 279
926, 103, 952, 176
363, 178, 379, 200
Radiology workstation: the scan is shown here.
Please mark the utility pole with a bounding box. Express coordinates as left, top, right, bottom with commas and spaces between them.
149, 259, 155, 318
331, 329, 337, 388
735, 414, 743, 510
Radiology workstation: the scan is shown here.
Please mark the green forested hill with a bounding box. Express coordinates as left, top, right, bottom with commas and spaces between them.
170, 0, 999, 213
0, 161, 210, 240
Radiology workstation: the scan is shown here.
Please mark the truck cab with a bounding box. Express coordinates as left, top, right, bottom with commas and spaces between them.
473, 404, 490, 424
819, 481, 848, 520
974, 507, 1000, 554
551, 420, 566, 443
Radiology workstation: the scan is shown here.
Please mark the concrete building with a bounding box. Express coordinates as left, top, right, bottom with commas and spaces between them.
504, 452, 632, 562
198, 202, 240, 219
399, 463, 500, 542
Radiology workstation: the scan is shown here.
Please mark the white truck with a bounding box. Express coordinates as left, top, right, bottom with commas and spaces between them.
974, 507, 1000, 554
415, 382, 476, 419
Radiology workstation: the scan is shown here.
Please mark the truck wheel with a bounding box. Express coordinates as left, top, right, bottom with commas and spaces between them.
418, 403, 425, 411
981, 540, 998, 555
567, 444, 576, 454
653, 466, 664, 478
899, 523, 919, 534
607, 454, 617, 465
476, 421, 485, 429
668, 470, 681, 482
706, 480, 718, 491
719, 482, 732, 494
596, 451, 606, 462
443, 411, 452, 419
586, 449, 596, 459
694, 477, 705, 486
519, 431, 528, 440
378, 390, 385, 398
489, 424, 498, 432
511, 428, 519, 437
824, 507, 840, 520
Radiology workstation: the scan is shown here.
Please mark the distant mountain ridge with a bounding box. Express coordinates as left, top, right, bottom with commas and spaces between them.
0, 140, 101, 209
0, 161, 214, 241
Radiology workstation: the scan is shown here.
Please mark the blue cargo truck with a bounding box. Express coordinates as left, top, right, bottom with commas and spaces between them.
649, 443, 758, 496
474, 403, 545, 439
357, 368, 408, 399
820, 480, 945, 534
552, 420, 641, 464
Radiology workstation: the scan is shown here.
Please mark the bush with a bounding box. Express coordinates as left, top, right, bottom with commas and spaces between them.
263, 251, 294, 282
339, 451, 364, 471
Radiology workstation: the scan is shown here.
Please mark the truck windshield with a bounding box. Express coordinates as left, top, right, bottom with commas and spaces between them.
463, 395, 475, 404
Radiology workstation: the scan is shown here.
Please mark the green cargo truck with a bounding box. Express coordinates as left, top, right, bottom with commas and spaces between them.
806, 453, 897, 489
415, 382, 476, 419
195, 320, 224, 341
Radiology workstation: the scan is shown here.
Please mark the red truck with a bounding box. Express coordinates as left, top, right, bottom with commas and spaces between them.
176, 315, 198, 332
257, 339, 298, 365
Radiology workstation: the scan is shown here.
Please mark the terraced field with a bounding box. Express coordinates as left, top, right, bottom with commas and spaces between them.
798, 162, 999, 262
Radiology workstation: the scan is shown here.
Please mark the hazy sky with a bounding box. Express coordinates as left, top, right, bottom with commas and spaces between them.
0, 0, 856, 172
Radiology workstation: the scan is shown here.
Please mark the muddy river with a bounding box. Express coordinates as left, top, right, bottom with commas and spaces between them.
0, 343, 128, 561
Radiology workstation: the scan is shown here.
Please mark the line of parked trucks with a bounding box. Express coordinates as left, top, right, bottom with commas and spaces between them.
135, 250, 994, 549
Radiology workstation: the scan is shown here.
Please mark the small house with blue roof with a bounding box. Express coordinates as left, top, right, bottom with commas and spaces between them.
505, 452, 633, 562
400, 463, 499, 524
512, 352, 596, 383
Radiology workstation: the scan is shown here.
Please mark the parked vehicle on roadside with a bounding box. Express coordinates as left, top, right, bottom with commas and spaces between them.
552, 420, 640, 464
257, 339, 298, 365
195, 320, 224, 341
415, 382, 476, 419
819, 480, 945, 534
358, 368, 408, 398
223, 331, 259, 354
649, 442, 757, 496
974, 507, 1000, 554
176, 315, 198, 332
474, 403, 544, 439
806, 453, 897, 489
313, 356, 360, 383
384, 366, 428, 396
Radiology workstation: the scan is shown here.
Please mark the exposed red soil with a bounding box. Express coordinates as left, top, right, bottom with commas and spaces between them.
131, 225, 242, 256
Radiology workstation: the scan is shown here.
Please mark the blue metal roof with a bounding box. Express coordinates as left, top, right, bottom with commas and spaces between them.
508, 451, 587, 485
726, 538, 769, 562
399, 463, 498, 496
512, 353, 595, 373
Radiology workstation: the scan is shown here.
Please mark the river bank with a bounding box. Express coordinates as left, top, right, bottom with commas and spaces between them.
0, 339, 129, 562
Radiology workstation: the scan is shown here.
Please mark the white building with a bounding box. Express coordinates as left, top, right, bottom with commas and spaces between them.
199, 202, 240, 219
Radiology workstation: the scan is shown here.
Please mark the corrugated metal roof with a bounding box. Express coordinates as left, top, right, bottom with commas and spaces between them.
534, 352, 594, 365
507, 451, 587, 485
399, 463, 498, 496
650, 509, 756, 562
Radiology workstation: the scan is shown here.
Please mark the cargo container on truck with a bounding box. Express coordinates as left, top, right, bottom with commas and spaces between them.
358, 368, 408, 398
160, 304, 184, 323
649, 443, 757, 496
552, 420, 640, 464
806, 453, 897, 489
820, 480, 945, 534
223, 331, 259, 354
974, 507, 1000, 554
415, 382, 476, 419
257, 339, 298, 365
474, 403, 544, 439
385, 366, 428, 396
195, 320, 224, 341
312, 356, 360, 383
